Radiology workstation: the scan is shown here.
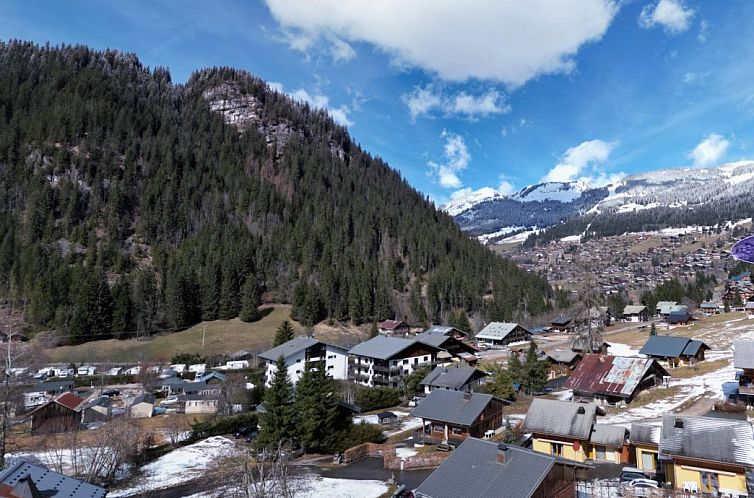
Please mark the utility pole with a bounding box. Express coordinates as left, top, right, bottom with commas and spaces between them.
202, 323, 206, 349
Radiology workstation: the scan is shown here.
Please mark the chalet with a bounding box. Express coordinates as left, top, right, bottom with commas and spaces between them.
746, 301, 754, 317
416, 330, 478, 365
571, 338, 610, 354
622, 305, 648, 322
420, 365, 488, 394
588, 306, 612, 326
348, 336, 440, 388
129, 393, 156, 418
630, 423, 661, 474
377, 319, 411, 336
423, 325, 468, 339
550, 315, 574, 332
639, 336, 709, 367
414, 437, 585, 498
666, 305, 690, 325
0, 460, 106, 498
656, 301, 678, 318
179, 394, 219, 414
475, 322, 531, 346
377, 411, 398, 425
564, 354, 669, 405
733, 340, 754, 405
659, 415, 754, 497
260, 336, 348, 386
545, 350, 582, 380
589, 424, 630, 464
523, 399, 598, 463
81, 396, 112, 424
700, 301, 720, 315
29, 392, 84, 434
412, 390, 507, 447
0, 331, 28, 343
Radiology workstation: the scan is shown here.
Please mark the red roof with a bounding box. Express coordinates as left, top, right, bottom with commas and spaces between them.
379, 320, 409, 331
54, 392, 84, 411
564, 354, 667, 399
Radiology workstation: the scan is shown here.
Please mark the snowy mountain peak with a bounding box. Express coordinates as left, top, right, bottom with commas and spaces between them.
443, 187, 502, 216
512, 181, 591, 203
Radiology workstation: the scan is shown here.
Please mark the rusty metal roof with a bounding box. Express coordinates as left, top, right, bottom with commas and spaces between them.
564, 354, 667, 399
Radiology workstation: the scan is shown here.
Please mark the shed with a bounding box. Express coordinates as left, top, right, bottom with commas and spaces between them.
377, 411, 398, 425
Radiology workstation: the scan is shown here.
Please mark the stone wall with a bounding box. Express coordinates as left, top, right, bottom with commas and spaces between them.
342, 441, 449, 469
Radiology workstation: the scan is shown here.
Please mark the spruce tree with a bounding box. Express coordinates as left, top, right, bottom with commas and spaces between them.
454, 310, 472, 334
507, 351, 524, 385
111, 277, 133, 339
257, 355, 297, 450
294, 361, 339, 453
218, 266, 240, 320
487, 368, 515, 400
523, 342, 549, 393
273, 320, 295, 347
239, 276, 261, 323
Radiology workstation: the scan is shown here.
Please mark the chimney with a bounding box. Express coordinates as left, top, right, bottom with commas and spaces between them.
674, 418, 684, 429
496, 443, 508, 464
577, 406, 586, 415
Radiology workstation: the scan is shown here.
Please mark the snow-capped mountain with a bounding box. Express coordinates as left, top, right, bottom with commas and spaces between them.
443, 187, 502, 216
446, 161, 754, 244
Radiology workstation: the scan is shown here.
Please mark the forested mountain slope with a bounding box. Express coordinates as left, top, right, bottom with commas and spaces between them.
0, 41, 551, 344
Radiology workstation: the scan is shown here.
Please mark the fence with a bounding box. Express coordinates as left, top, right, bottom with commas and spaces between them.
575, 480, 733, 498
341, 441, 450, 470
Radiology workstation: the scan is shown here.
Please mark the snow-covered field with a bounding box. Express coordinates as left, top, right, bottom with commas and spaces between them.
354, 410, 423, 436
185, 475, 389, 498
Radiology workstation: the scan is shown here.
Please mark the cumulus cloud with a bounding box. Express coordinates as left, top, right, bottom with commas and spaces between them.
639, 0, 694, 34
541, 139, 617, 184
403, 85, 510, 120
263, 0, 618, 87
278, 85, 354, 127
428, 131, 471, 189
688, 133, 729, 167
497, 177, 517, 196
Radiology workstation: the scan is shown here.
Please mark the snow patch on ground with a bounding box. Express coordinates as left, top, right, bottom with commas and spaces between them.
477, 226, 526, 244
607, 342, 643, 357
295, 476, 389, 498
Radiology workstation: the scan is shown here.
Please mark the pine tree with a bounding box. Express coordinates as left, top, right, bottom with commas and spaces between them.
369, 322, 379, 338
507, 351, 524, 385
239, 276, 261, 323
257, 355, 297, 450
218, 266, 240, 320
294, 361, 339, 453
273, 320, 295, 347
523, 342, 549, 393
454, 310, 472, 334
111, 277, 133, 339
487, 367, 515, 400
68, 269, 113, 344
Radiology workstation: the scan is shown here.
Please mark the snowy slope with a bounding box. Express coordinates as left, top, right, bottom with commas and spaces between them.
443, 187, 501, 216
512, 180, 592, 203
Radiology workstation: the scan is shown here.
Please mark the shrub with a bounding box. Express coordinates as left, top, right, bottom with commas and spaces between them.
355, 386, 401, 411
189, 411, 259, 440
335, 423, 385, 451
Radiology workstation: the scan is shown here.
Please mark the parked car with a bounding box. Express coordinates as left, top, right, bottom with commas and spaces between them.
620, 478, 660, 497
620, 467, 651, 483
408, 396, 423, 407
101, 389, 120, 397
159, 395, 179, 406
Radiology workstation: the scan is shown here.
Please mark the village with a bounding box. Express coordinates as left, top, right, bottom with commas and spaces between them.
5, 283, 754, 498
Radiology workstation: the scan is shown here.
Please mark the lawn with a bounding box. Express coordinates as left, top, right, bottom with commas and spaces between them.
670, 358, 729, 379
45, 305, 302, 364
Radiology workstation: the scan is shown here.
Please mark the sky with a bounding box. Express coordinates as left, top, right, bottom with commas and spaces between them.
3, 0, 754, 204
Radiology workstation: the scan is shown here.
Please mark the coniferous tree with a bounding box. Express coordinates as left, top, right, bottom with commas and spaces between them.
68, 269, 113, 344
523, 342, 549, 393
239, 276, 261, 323
294, 361, 339, 453
273, 320, 295, 347
486, 367, 515, 400
257, 355, 297, 450
507, 351, 524, 386
218, 266, 240, 320
111, 277, 133, 339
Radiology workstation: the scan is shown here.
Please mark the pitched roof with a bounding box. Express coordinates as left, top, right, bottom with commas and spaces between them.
378, 319, 409, 331
410, 390, 501, 426
54, 392, 84, 411
734, 341, 754, 369
546, 350, 581, 364
656, 301, 678, 314
659, 415, 754, 467
476, 322, 528, 341
415, 438, 556, 498
348, 335, 439, 360
424, 325, 467, 337
419, 366, 486, 389
83, 396, 112, 410
630, 423, 661, 446
523, 399, 597, 440
639, 336, 692, 357
415, 332, 452, 348
259, 336, 318, 361
682, 340, 707, 357
623, 305, 647, 315
0, 460, 106, 498
564, 354, 668, 399
132, 393, 156, 406
590, 424, 627, 447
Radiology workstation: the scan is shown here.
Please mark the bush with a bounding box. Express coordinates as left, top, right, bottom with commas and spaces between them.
335, 423, 385, 451
189, 412, 259, 441
355, 386, 401, 412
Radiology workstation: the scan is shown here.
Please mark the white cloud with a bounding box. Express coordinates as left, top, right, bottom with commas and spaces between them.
428, 131, 471, 189
326, 34, 357, 63
639, 0, 694, 34
263, 0, 619, 87
697, 19, 709, 42
279, 85, 354, 127
403, 85, 510, 120
688, 133, 729, 167
268, 81, 285, 93
541, 139, 617, 183
497, 177, 516, 196
450, 187, 473, 200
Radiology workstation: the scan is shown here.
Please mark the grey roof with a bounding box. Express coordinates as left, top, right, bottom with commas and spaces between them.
700, 302, 718, 309
630, 423, 661, 446
476, 322, 528, 341
656, 301, 678, 314
523, 399, 596, 440
590, 424, 627, 447
132, 393, 156, 406
639, 336, 694, 358
420, 366, 486, 389
746, 302, 754, 310
410, 390, 500, 426
734, 341, 754, 369
349, 335, 438, 360
260, 336, 320, 361
424, 325, 467, 337
416, 332, 451, 348
659, 415, 754, 466
623, 305, 647, 315
84, 396, 112, 409
0, 460, 106, 497
546, 350, 581, 363
682, 340, 707, 356
415, 437, 555, 498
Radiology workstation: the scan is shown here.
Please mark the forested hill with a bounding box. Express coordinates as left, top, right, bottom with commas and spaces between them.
0, 41, 551, 344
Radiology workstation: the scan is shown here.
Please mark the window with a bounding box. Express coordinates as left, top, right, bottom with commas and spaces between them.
595, 446, 606, 461
551, 443, 564, 457
451, 427, 464, 435
641, 452, 655, 470
295, 370, 301, 374
701, 472, 719, 492
402, 359, 409, 365
327, 355, 335, 359
296, 359, 302, 363
327, 365, 334, 370
433, 424, 444, 432
423, 355, 428, 361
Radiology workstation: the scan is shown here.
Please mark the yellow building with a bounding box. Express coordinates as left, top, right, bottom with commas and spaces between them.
630, 423, 661, 474
659, 415, 753, 497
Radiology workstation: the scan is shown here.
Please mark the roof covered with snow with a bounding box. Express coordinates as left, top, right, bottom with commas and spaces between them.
659, 415, 754, 467
523, 399, 597, 440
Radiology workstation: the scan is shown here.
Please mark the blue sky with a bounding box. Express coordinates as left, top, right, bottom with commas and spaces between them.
3, 0, 754, 204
